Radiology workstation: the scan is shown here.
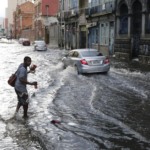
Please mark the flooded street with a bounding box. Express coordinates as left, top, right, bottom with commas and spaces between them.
0, 39, 150, 150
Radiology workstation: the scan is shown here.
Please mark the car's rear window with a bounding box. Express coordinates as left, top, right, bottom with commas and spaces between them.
80, 51, 99, 57
35, 41, 45, 44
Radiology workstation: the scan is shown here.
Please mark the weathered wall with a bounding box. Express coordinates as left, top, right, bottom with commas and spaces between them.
21, 29, 35, 42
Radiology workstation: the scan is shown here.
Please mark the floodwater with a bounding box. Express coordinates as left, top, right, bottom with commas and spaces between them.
0, 39, 150, 150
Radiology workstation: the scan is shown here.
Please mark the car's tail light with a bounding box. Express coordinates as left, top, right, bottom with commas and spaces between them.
104, 58, 110, 64
80, 59, 88, 65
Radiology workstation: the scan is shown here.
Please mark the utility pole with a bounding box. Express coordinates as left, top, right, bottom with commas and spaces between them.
45, 5, 49, 44
64, 21, 65, 50
61, 0, 63, 49
59, 0, 62, 48
60, 0, 65, 49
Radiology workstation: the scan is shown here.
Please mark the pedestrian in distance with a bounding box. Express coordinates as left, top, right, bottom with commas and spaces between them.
14, 56, 37, 119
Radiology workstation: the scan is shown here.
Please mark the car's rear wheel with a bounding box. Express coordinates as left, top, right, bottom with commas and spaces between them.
62, 60, 66, 69
103, 71, 108, 74
63, 64, 66, 69
75, 65, 81, 75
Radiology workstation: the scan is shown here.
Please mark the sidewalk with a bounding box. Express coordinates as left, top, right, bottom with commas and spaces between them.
110, 55, 150, 72
47, 44, 59, 49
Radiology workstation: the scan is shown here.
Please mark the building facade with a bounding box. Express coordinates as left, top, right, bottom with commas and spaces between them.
46, 0, 59, 46
115, 0, 150, 65
34, 0, 59, 44
59, 0, 79, 49
13, 1, 34, 39
86, 0, 115, 55
17, 0, 33, 5
6, 0, 18, 36
59, 0, 115, 55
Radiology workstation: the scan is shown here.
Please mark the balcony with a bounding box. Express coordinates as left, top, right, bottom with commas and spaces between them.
64, 11, 70, 20
70, 9, 79, 17
86, 1, 115, 16
62, 9, 78, 20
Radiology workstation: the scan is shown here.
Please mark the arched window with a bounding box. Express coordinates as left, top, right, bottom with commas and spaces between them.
145, 1, 150, 33
132, 1, 142, 34
119, 3, 128, 34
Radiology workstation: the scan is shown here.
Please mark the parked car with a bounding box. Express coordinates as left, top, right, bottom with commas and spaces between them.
18, 38, 25, 44
22, 38, 30, 46
7, 36, 12, 40
62, 49, 110, 74
33, 40, 47, 51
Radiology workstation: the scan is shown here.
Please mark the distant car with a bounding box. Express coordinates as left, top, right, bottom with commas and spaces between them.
22, 39, 30, 46
18, 38, 25, 44
33, 40, 47, 51
7, 36, 12, 40
1, 36, 6, 39
62, 49, 110, 74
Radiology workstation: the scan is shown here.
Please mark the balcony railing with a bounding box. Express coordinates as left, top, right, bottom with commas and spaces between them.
60, 8, 78, 20
85, 1, 115, 16
58, 1, 115, 20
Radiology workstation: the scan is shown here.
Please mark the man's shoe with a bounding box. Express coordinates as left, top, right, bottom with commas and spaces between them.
23, 115, 28, 119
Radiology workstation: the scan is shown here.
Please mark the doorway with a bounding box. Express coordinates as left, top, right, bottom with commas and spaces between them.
45, 27, 49, 44
80, 26, 86, 48
109, 22, 114, 55
132, 1, 142, 58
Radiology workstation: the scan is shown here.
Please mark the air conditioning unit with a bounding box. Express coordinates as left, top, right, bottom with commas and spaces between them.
71, 10, 75, 15
102, 4, 105, 10
57, 12, 60, 17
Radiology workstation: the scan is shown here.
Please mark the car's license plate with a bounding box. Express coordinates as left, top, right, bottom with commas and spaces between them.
92, 60, 102, 64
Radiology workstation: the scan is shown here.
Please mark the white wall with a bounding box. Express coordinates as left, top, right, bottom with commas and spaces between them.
6, 0, 17, 26
17, 0, 33, 5
6, 0, 34, 31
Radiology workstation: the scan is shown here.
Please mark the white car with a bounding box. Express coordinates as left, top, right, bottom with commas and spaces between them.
19, 38, 25, 44
34, 40, 47, 51
62, 49, 110, 74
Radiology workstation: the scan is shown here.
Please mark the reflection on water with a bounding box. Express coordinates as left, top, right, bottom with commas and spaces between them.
0, 41, 150, 149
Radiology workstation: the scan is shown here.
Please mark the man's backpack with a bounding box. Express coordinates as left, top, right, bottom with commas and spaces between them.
8, 72, 17, 87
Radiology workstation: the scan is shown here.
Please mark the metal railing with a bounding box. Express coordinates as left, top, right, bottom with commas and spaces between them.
85, 1, 115, 16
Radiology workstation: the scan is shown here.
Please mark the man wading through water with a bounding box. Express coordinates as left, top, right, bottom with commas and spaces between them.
15, 56, 37, 118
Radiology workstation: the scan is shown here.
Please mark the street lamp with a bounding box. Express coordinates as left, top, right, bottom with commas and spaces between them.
59, 0, 66, 49
45, 5, 49, 44
59, 0, 62, 48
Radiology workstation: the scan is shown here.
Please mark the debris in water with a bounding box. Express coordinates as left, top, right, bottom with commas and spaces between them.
51, 120, 61, 124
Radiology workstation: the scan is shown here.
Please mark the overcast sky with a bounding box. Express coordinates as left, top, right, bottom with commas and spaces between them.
0, 0, 8, 18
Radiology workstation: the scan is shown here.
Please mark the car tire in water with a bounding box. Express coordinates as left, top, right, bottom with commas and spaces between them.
63, 64, 66, 69
62, 61, 66, 69
75, 65, 81, 75
103, 71, 108, 75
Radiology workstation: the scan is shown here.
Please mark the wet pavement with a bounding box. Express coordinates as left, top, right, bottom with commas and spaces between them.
0, 38, 150, 150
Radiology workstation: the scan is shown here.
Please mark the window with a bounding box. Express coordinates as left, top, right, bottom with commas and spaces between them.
71, 0, 78, 9
96, 28, 98, 43
81, 51, 99, 57
145, 14, 150, 33
89, 27, 99, 45
91, 0, 99, 7
119, 3, 128, 34
69, 52, 74, 57
72, 52, 79, 57
99, 23, 109, 45
119, 16, 128, 34
45, 5, 49, 16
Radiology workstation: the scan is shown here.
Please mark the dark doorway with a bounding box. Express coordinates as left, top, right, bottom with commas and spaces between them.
80, 26, 86, 48
132, 1, 142, 58
119, 3, 128, 34
145, 1, 150, 34
45, 27, 49, 44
